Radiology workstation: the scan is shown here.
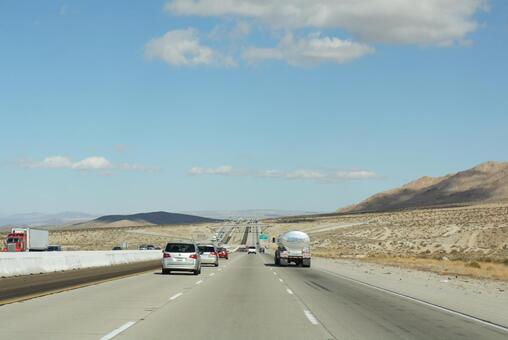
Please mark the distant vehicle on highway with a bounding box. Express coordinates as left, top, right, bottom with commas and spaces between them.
217, 247, 229, 259
198, 244, 219, 266
274, 231, 311, 267
112, 246, 122, 250
2, 228, 49, 252
47, 245, 62, 251
247, 246, 257, 254
237, 246, 247, 252
162, 242, 201, 275
139, 244, 156, 250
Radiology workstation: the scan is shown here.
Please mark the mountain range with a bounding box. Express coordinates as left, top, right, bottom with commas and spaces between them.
340, 161, 508, 213
0, 212, 97, 228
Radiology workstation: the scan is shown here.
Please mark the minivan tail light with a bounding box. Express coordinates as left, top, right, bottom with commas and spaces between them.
163, 253, 171, 258
210, 251, 217, 256
189, 253, 198, 259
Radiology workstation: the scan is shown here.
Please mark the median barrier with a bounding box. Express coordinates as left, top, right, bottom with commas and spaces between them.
0, 250, 161, 277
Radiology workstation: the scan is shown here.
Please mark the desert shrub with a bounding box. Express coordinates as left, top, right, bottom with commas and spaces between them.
466, 261, 481, 269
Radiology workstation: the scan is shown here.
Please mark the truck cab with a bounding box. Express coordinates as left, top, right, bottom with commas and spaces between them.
3, 232, 26, 252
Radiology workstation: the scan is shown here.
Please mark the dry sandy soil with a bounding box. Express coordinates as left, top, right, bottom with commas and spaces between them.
264, 204, 508, 281
46, 223, 220, 250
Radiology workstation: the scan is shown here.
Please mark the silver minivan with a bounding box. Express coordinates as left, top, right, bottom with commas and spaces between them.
162, 242, 201, 275
198, 244, 219, 266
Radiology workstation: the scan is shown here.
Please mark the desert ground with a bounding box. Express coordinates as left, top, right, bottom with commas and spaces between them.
3, 204, 507, 280
46, 223, 219, 250
264, 204, 508, 280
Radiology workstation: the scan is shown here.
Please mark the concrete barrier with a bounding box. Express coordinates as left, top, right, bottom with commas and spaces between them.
0, 250, 161, 277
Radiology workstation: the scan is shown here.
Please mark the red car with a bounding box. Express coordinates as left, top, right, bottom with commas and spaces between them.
218, 247, 229, 260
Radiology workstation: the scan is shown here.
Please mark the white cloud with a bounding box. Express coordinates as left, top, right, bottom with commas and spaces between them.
72, 157, 112, 170
243, 33, 374, 66
166, 0, 486, 46
188, 165, 235, 175
189, 166, 378, 181
333, 170, 378, 180
145, 28, 235, 66
32, 156, 73, 169
23, 156, 156, 173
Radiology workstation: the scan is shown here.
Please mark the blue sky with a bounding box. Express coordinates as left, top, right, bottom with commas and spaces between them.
1, 0, 507, 215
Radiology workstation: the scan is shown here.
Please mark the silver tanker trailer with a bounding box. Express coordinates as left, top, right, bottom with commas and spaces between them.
274, 231, 311, 267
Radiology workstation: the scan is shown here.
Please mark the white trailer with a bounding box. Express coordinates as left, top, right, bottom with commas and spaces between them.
9, 228, 49, 251
274, 231, 311, 267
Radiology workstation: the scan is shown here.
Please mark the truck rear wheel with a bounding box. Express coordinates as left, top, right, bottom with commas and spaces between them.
280, 258, 288, 267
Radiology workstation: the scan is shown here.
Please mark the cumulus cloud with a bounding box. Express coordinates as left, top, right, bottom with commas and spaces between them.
23, 156, 157, 173
166, 0, 486, 46
145, 28, 235, 66
148, 0, 486, 68
243, 33, 374, 66
188, 166, 378, 181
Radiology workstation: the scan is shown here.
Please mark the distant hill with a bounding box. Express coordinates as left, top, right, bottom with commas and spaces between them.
185, 209, 321, 220
65, 211, 221, 230
340, 161, 508, 213
95, 211, 219, 225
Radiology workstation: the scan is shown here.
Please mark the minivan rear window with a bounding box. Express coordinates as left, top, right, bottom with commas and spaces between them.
165, 243, 195, 253
198, 246, 215, 252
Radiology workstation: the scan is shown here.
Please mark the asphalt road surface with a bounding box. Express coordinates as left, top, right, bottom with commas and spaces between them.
0, 228, 506, 339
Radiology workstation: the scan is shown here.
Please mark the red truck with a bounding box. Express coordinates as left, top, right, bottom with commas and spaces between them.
2, 227, 49, 252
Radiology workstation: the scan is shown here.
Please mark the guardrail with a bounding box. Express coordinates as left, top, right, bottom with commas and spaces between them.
0, 250, 161, 278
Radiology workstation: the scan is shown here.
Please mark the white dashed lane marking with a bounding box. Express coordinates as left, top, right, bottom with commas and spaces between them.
169, 292, 183, 301
100, 321, 136, 340
304, 310, 319, 325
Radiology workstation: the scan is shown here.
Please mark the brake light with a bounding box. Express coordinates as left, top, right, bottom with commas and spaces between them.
210, 251, 217, 256
190, 253, 198, 259
163, 253, 171, 258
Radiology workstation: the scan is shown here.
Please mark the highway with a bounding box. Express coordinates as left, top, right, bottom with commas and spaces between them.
0, 225, 506, 339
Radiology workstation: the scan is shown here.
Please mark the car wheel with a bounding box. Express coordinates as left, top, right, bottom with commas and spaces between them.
193, 269, 199, 275
162, 269, 170, 275
214, 263, 219, 267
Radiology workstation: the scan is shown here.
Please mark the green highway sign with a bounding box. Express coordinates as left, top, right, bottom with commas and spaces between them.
259, 233, 269, 240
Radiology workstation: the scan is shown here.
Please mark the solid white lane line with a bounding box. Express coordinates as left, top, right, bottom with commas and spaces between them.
196, 280, 203, 285
317, 268, 508, 334
273, 272, 277, 275
304, 310, 319, 325
210, 273, 215, 276
279, 278, 284, 283
318, 269, 508, 332
169, 292, 183, 301
286, 288, 294, 295
100, 321, 136, 340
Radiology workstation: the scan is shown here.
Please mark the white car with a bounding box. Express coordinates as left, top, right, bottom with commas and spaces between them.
247, 246, 257, 254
